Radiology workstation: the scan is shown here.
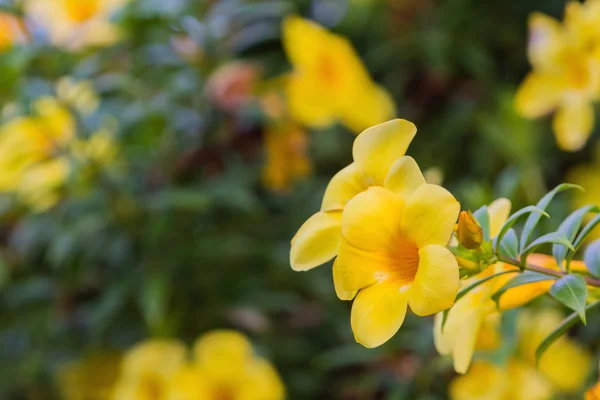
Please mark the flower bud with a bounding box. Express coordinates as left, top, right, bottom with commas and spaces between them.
456, 211, 483, 250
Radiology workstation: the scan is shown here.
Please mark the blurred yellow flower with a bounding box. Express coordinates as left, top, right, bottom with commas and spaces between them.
56, 77, 100, 115
587, 381, 600, 400
0, 97, 75, 209
515, 4, 600, 151
262, 122, 312, 193
112, 331, 285, 400
568, 143, 600, 241
0, 12, 27, 51
282, 16, 395, 133
112, 340, 187, 400
24, 0, 129, 50
290, 119, 420, 271
59, 352, 122, 400
450, 309, 592, 400
168, 330, 285, 400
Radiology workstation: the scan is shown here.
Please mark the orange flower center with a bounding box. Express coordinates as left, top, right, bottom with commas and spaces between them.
64, 0, 101, 23
387, 236, 419, 285
317, 54, 338, 87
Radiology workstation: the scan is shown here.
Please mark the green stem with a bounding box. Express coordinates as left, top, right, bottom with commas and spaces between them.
498, 257, 600, 288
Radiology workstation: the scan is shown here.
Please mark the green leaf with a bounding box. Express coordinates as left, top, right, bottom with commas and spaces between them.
473, 206, 490, 241
520, 184, 583, 253
553, 206, 599, 269
584, 240, 600, 278
521, 232, 575, 265
535, 300, 600, 366
549, 274, 588, 324
573, 213, 600, 252
499, 228, 519, 260
491, 271, 557, 304
493, 206, 549, 254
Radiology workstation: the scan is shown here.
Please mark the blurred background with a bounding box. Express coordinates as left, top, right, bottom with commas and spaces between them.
0, 0, 599, 398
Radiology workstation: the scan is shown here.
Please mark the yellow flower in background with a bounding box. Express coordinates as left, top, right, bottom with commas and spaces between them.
56, 77, 101, 115
262, 122, 312, 193
515, 4, 600, 151
569, 143, 600, 242
290, 119, 421, 271
24, 0, 129, 50
112, 340, 187, 400
337, 184, 460, 348
450, 309, 592, 400
0, 97, 75, 209
58, 352, 122, 400
112, 331, 285, 400
282, 16, 395, 133
587, 381, 600, 400
0, 12, 27, 51
168, 330, 285, 400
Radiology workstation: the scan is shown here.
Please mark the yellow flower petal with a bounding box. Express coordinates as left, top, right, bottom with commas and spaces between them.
553, 100, 594, 151
352, 119, 417, 184
193, 330, 252, 367
282, 16, 327, 69
401, 184, 460, 248
341, 186, 404, 251
449, 361, 509, 400
332, 237, 383, 300
290, 210, 342, 271
286, 73, 336, 128
508, 359, 553, 400
383, 156, 426, 199
497, 277, 553, 310
340, 84, 396, 134
539, 338, 592, 392
488, 198, 511, 238
527, 12, 566, 70
408, 244, 459, 316
321, 163, 369, 211
351, 281, 409, 348
120, 340, 187, 379
514, 72, 564, 118
452, 310, 484, 374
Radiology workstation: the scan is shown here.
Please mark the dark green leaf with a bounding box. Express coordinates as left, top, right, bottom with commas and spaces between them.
553, 206, 599, 268
473, 206, 490, 241
535, 300, 600, 365
491, 271, 556, 304
521, 232, 574, 265
549, 274, 588, 324
584, 240, 600, 278
499, 228, 519, 260
493, 206, 548, 253
520, 184, 583, 252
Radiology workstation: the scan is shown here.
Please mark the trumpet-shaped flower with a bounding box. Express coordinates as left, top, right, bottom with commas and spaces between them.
0, 12, 27, 51
24, 0, 129, 50
336, 185, 460, 347
515, 6, 600, 151
290, 119, 421, 272
282, 16, 395, 133
59, 352, 122, 400
0, 97, 75, 209
112, 331, 284, 400
450, 309, 592, 400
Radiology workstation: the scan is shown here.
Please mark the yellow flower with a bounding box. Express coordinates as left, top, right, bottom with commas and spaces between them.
586, 381, 600, 400
112, 340, 188, 400
262, 121, 312, 193
450, 309, 592, 400
0, 12, 27, 51
568, 143, 600, 241
112, 331, 285, 400
24, 0, 129, 50
0, 97, 75, 209
282, 16, 395, 133
58, 352, 122, 400
290, 119, 420, 271
514, 6, 600, 151
168, 330, 285, 400
434, 198, 512, 373
56, 77, 100, 115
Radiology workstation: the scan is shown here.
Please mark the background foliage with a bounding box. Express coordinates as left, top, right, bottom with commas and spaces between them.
1, 0, 599, 398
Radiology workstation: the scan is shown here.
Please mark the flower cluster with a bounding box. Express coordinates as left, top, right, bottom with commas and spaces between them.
291, 119, 461, 347
60, 330, 285, 400
515, 0, 600, 151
